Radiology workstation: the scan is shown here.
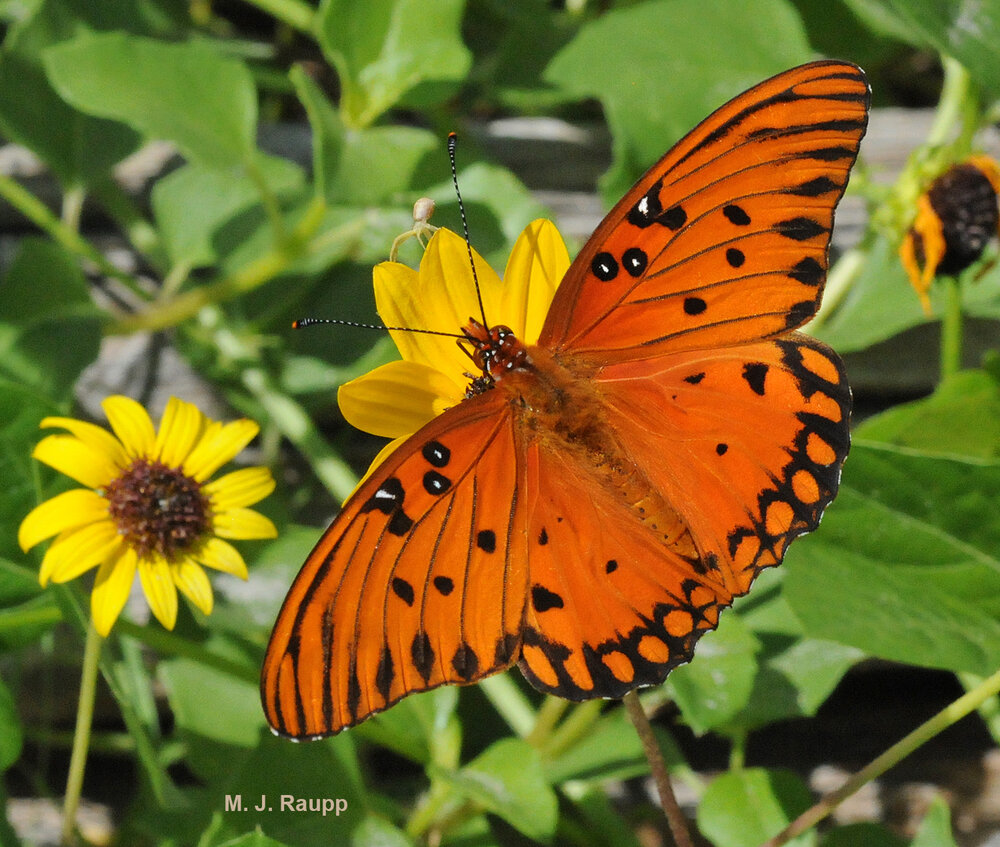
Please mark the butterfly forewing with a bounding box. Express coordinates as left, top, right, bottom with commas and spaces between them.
538, 61, 869, 359
262, 396, 528, 738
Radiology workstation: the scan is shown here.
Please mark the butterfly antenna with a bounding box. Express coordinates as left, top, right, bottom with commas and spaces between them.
448, 132, 490, 328
293, 317, 464, 340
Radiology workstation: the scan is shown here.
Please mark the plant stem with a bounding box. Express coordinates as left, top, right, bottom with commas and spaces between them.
622, 691, 693, 847
762, 665, 1000, 847
927, 56, 972, 150
60, 622, 103, 846
0, 174, 144, 297
940, 275, 963, 379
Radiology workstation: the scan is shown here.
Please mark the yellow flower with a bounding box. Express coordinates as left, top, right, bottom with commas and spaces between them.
19, 396, 277, 636
899, 154, 1000, 314
338, 219, 569, 478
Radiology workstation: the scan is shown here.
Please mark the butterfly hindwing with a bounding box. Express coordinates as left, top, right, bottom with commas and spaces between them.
517, 440, 729, 699
538, 60, 869, 359
262, 396, 528, 738
597, 333, 850, 596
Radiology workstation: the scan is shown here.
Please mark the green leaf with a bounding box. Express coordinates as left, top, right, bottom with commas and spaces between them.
544, 0, 812, 203
0, 385, 61, 564
216, 832, 291, 847
44, 32, 258, 168
152, 155, 306, 268
439, 739, 558, 843
667, 613, 761, 734
543, 705, 647, 785
698, 768, 814, 847
840, 0, 1000, 99
855, 369, 1000, 459
289, 64, 346, 203
0, 2, 143, 185
911, 796, 959, 847
820, 822, 907, 847
160, 657, 366, 843
333, 126, 439, 205
0, 238, 101, 398
316, 0, 472, 128
785, 444, 1000, 675
0, 676, 22, 771
356, 687, 459, 764
349, 816, 414, 847
726, 574, 864, 731
815, 239, 1000, 353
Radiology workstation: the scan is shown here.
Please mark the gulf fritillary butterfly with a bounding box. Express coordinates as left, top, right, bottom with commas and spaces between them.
262, 60, 869, 738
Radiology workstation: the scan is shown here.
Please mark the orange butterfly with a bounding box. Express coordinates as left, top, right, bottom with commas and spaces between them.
262, 61, 869, 738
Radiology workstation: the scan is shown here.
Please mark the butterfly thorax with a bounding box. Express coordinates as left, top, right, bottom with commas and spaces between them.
461, 319, 530, 397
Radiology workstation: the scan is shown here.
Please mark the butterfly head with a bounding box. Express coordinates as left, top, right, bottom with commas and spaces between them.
460, 319, 529, 396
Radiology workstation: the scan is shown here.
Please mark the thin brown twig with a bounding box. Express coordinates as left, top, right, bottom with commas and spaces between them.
622, 690, 694, 847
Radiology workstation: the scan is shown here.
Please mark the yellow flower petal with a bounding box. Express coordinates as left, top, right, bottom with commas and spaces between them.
40, 521, 121, 586
19, 488, 108, 552
155, 397, 205, 468
194, 537, 248, 579
339, 360, 464, 439
139, 554, 178, 630
375, 228, 502, 379
102, 396, 156, 459
172, 558, 213, 616
355, 435, 408, 490
500, 219, 568, 343
32, 434, 120, 489
203, 467, 275, 510
212, 508, 278, 540
183, 419, 260, 482
39, 416, 128, 469
91, 548, 137, 636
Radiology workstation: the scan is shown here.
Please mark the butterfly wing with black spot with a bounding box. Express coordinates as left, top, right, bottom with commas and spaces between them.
517, 437, 728, 699
537, 60, 869, 360
597, 334, 850, 597
261, 395, 528, 738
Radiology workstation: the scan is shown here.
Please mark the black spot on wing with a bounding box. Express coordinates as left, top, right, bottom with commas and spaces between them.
788, 256, 824, 286
592, 252, 619, 281
452, 643, 480, 680
391, 577, 414, 606
684, 297, 707, 315
723, 204, 751, 225
742, 362, 769, 395
423, 470, 451, 495
531, 584, 564, 612
785, 176, 839, 197
361, 477, 405, 515
476, 529, 497, 553
433, 575, 454, 596
411, 632, 435, 682
776, 217, 827, 241
422, 440, 450, 467
376, 645, 394, 702
684, 372, 706, 384
538, 527, 549, 545
785, 300, 818, 328
623, 247, 648, 277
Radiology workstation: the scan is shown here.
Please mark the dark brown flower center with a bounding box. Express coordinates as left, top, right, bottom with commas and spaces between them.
104, 459, 211, 561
